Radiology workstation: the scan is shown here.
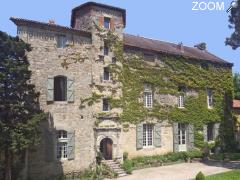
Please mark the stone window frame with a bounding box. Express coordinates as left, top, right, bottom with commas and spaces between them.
144, 83, 153, 108
143, 124, 153, 147
57, 130, 68, 160
207, 123, 214, 142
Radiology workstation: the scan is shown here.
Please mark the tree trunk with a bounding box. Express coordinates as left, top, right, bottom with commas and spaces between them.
21, 149, 29, 180
4, 149, 11, 180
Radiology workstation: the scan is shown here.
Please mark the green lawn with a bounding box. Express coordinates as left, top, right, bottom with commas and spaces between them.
205, 170, 240, 180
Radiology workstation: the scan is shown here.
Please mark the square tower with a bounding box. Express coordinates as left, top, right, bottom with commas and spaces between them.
71, 2, 126, 36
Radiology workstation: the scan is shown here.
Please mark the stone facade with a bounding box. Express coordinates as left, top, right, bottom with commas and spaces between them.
10, 2, 232, 179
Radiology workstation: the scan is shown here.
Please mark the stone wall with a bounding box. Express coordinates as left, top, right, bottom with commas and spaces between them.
17, 26, 97, 178
121, 122, 173, 158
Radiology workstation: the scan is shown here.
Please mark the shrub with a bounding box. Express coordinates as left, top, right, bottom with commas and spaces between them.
123, 152, 129, 161
185, 150, 203, 159
195, 171, 205, 180
122, 159, 133, 174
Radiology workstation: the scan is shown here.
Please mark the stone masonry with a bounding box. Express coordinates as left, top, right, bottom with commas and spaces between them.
10, 2, 232, 179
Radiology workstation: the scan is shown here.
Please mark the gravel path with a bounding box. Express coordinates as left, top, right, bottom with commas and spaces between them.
116, 162, 239, 180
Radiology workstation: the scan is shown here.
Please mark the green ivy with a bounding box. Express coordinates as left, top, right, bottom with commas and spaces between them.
80, 26, 235, 151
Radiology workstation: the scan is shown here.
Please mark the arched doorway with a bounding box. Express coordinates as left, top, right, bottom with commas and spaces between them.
100, 138, 113, 160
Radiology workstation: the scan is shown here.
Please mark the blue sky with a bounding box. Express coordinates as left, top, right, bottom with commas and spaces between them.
0, 0, 239, 72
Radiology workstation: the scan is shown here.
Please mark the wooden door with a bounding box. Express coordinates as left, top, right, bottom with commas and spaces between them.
100, 138, 113, 160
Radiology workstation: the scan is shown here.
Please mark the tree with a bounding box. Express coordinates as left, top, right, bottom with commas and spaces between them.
226, 0, 240, 49
0, 31, 44, 180
233, 73, 240, 100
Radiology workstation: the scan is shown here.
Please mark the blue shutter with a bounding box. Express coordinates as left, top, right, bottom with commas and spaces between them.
187, 124, 194, 151
203, 125, 208, 142
154, 123, 161, 147
47, 77, 54, 101
213, 123, 220, 139
173, 123, 179, 152
67, 130, 75, 160
136, 123, 143, 149
67, 78, 74, 102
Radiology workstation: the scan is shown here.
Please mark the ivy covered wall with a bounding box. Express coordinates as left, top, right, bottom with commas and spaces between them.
81, 29, 235, 151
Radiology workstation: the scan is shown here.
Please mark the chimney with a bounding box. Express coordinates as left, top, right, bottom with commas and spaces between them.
178, 42, 184, 53
48, 19, 55, 24
194, 42, 207, 51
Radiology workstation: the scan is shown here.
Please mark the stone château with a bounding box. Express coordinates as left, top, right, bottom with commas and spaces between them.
10, 2, 233, 178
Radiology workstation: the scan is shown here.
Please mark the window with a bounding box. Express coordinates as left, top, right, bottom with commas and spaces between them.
178, 123, 186, 145
144, 92, 153, 108
207, 89, 213, 108
104, 42, 109, 56
103, 98, 110, 112
103, 67, 110, 81
104, 17, 111, 29
112, 57, 116, 64
207, 123, 214, 141
54, 76, 67, 101
57, 130, 68, 159
178, 95, 184, 108
57, 35, 66, 48
143, 124, 153, 147
144, 83, 153, 108
178, 86, 185, 108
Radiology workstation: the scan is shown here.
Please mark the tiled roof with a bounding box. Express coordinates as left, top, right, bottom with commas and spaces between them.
10, 17, 91, 37
124, 34, 232, 65
233, 100, 240, 108
71, 2, 126, 28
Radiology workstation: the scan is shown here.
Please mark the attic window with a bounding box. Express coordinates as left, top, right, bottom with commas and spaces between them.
144, 53, 155, 62
104, 17, 111, 29
57, 35, 66, 48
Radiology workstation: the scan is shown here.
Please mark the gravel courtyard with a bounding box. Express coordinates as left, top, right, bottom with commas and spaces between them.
117, 161, 240, 180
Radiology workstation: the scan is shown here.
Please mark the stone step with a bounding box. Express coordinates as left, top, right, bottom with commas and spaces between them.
102, 160, 128, 177
118, 173, 127, 177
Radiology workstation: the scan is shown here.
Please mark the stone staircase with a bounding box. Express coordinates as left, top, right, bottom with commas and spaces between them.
102, 160, 128, 177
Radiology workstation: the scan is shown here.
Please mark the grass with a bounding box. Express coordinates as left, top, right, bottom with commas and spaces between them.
205, 170, 240, 180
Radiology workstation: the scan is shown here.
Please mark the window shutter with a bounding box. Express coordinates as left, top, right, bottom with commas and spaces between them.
203, 125, 208, 142
136, 123, 143, 149
67, 130, 75, 160
110, 18, 114, 30
67, 78, 74, 102
187, 124, 194, 151
47, 77, 54, 101
213, 123, 220, 139
154, 123, 161, 147
99, 17, 104, 27
173, 123, 179, 152
44, 130, 56, 162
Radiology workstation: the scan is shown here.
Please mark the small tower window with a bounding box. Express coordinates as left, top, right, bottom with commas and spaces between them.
103, 98, 110, 112
103, 67, 110, 81
104, 17, 111, 29
104, 42, 109, 56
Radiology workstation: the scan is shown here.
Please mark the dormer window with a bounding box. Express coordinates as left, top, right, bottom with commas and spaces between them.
104, 17, 111, 29
57, 35, 66, 48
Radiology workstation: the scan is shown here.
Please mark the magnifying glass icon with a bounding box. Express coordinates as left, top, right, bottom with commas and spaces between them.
227, 0, 238, 12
